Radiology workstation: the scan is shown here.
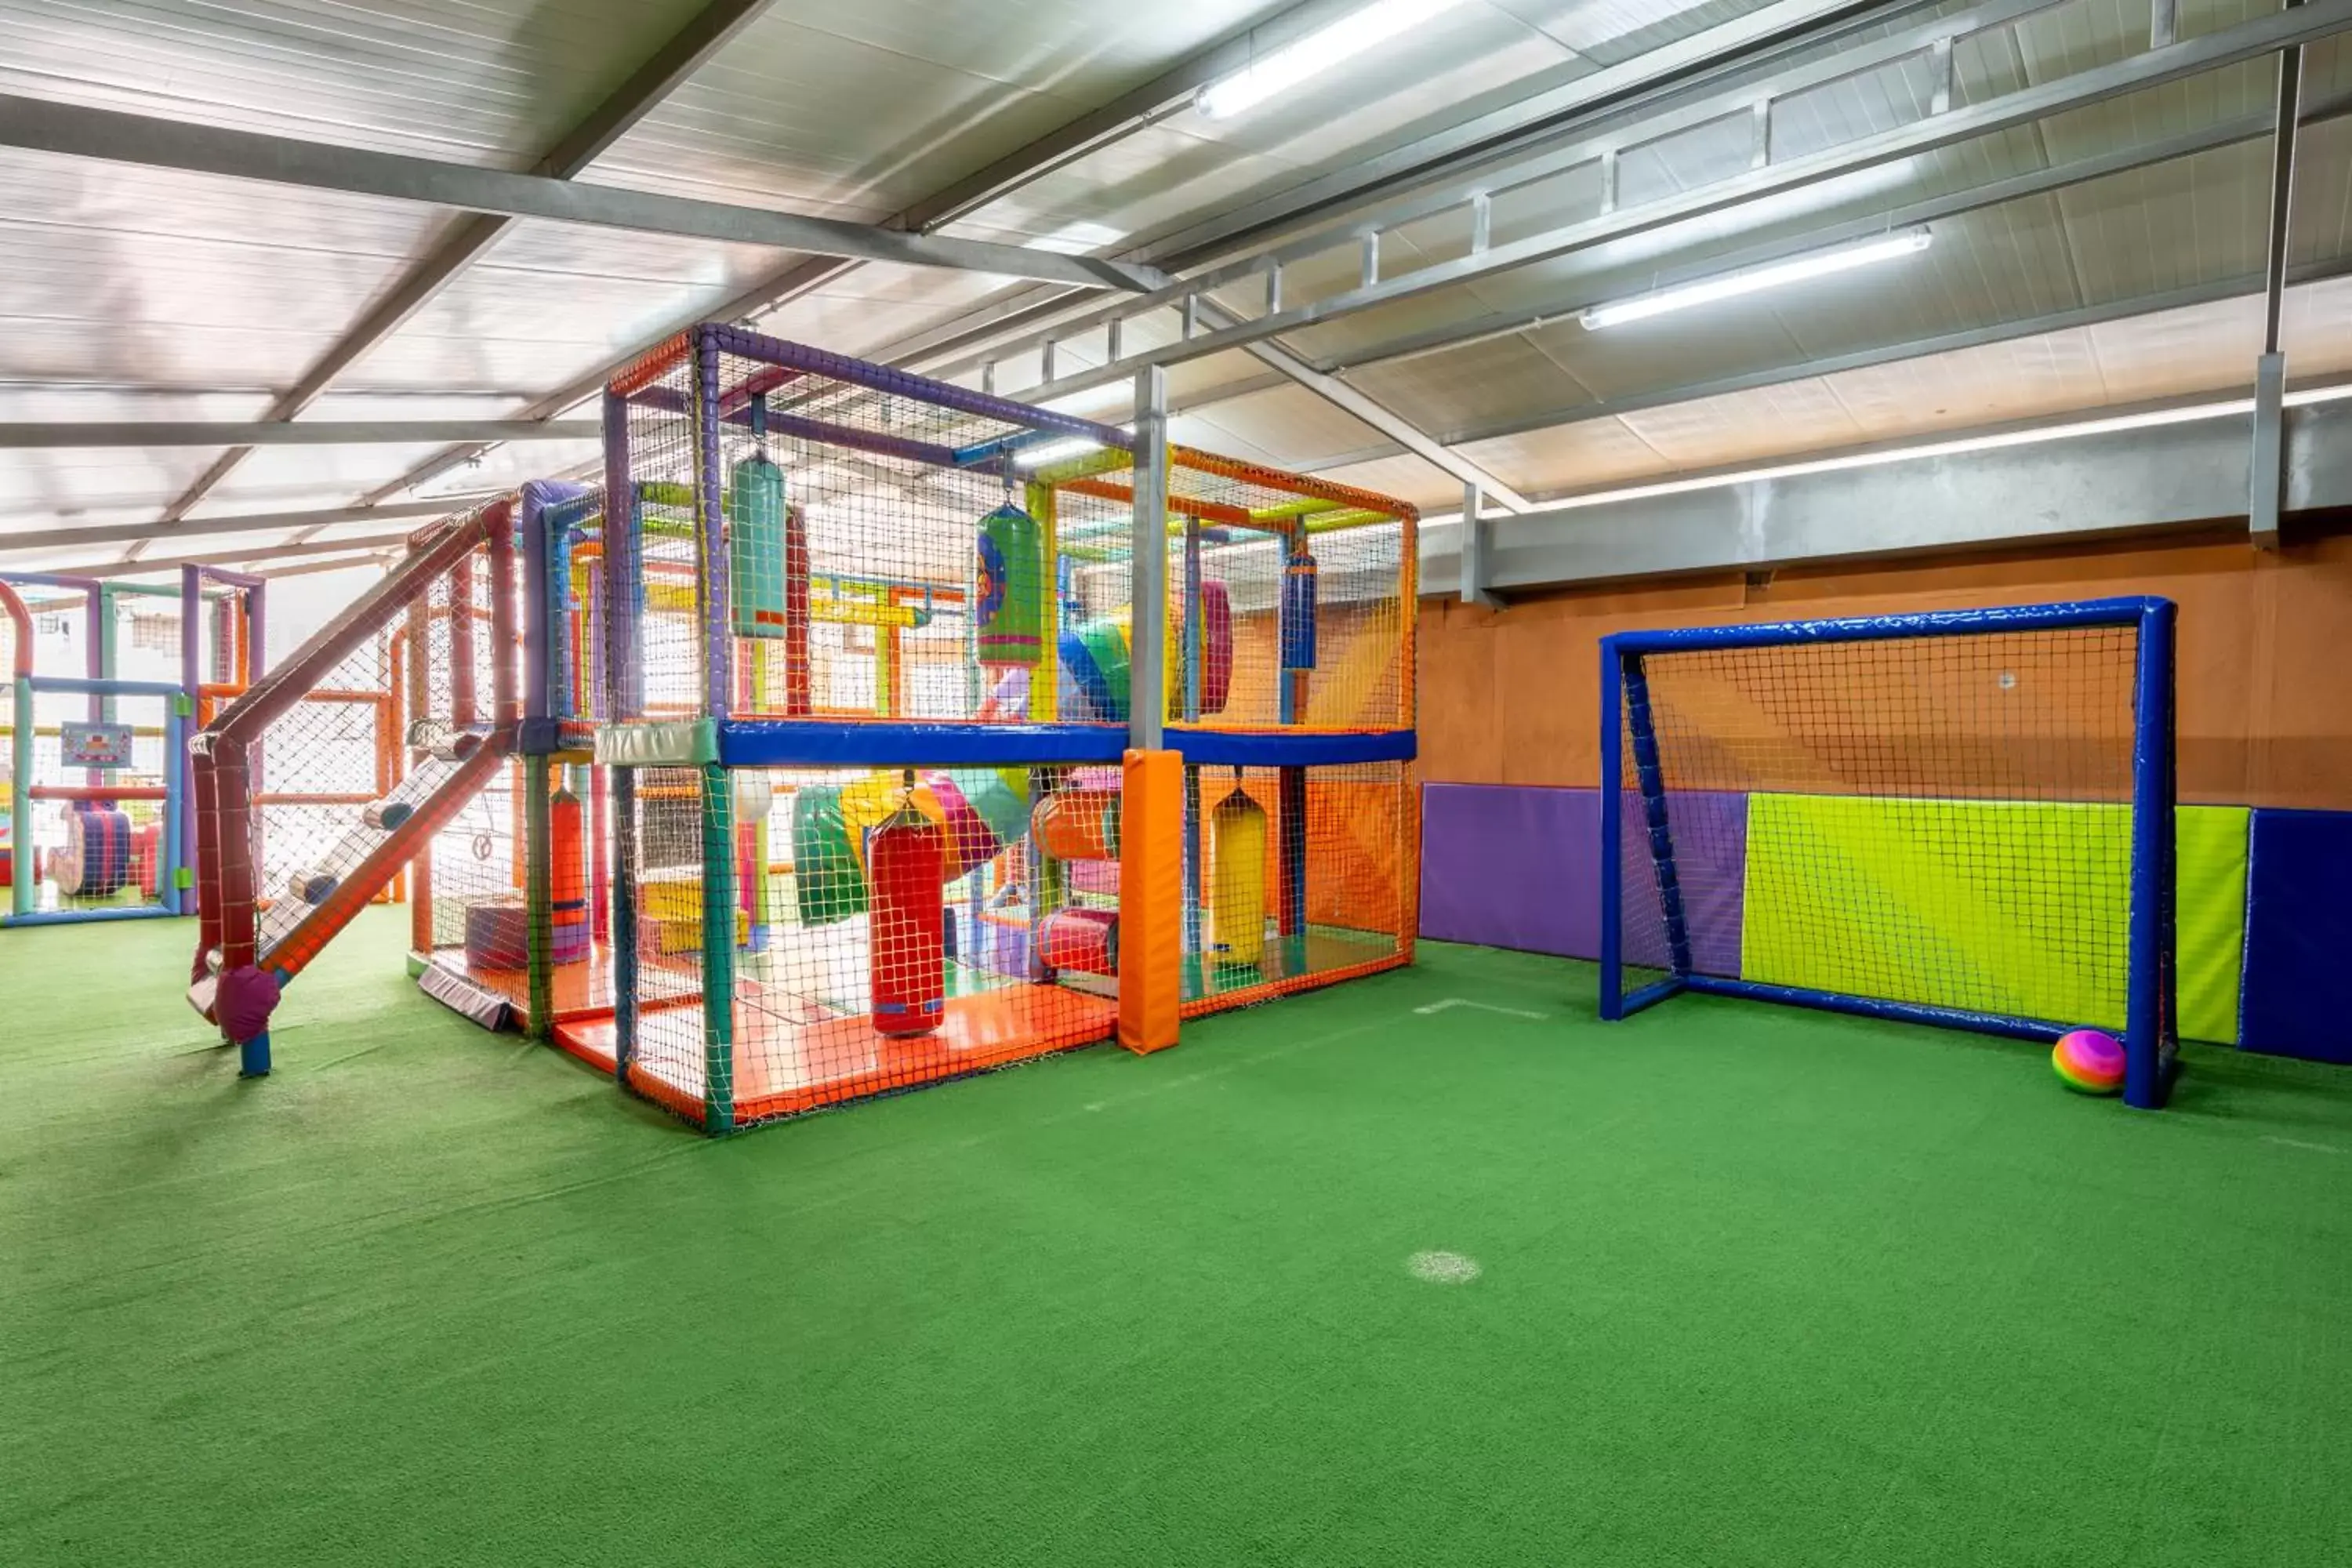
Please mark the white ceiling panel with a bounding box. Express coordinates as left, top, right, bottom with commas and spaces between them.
1498, 0, 1770, 68
1347, 336, 1601, 437
0, 0, 710, 163
0, 150, 449, 393
1304, 450, 1464, 511
1449, 412, 1682, 495
1178, 383, 1391, 471
1425, 273, 2352, 503
1822, 328, 2112, 434
594, 2, 1288, 220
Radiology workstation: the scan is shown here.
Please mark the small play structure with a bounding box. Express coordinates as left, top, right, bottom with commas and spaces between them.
0, 569, 291, 927
187, 326, 1421, 1131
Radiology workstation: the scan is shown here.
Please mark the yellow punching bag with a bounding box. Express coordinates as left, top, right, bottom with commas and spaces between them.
1208, 782, 1267, 967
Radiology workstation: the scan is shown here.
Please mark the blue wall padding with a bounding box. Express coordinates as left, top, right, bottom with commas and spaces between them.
2240, 808, 2352, 1065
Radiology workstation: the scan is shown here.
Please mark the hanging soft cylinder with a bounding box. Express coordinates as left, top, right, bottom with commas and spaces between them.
1030, 787, 1120, 862
727, 451, 792, 637
1280, 546, 1318, 672
1208, 784, 1268, 967
550, 778, 588, 960
868, 784, 946, 1036
975, 503, 1044, 666
1040, 908, 1118, 976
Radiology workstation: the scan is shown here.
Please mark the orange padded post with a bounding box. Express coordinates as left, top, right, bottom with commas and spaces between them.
1117, 748, 1181, 1054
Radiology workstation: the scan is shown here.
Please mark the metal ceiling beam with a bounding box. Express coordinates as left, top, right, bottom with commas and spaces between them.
971, 0, 2352, 406
895, 0, 1365, 234
1323, 90, 2352, 377
344, 1, 1483, 514
2251, 22, 2307, 550
124, 0, 786, 548
1417, 397, 2352, 595
0, 498, 493, 557
1199, 307, 1534, 511
50, 532, 422, 580
1139, 0, 1951, 262
1430, 254, 2352, 457
0, 98, 1158, 292
914, 0, 2050, 388
0, 420, 601, 449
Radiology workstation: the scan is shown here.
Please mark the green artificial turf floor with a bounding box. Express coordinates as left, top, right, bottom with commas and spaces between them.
5, 909, 2352, 1566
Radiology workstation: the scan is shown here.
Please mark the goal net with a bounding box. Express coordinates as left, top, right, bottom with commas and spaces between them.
1599, 598, 2178, 1108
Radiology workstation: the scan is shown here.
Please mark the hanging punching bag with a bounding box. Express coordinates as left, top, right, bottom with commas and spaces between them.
869, 783, 946, 1036
1208, 782, 1268, 968
975, 504, 1044, 667
550, 776, 590, 963
728, 451, 789, 637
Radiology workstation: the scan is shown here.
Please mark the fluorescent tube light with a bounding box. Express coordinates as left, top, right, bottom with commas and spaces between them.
1013, 437, 1111, 472
1196, 0, 1468, 121
1581, 230, 1933, 330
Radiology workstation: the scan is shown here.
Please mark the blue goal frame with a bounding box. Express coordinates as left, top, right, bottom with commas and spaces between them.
1598, 596, 2179, 1109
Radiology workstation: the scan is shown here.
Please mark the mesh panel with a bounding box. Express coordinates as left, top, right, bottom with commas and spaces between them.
1182, 760, 1415, 1015
403, 535, 535, 1012
617, 761, 1134, 1129
206, 512, 505, 984
249, 639, 399, 956
1613, 626, 2160, 1037
612, 337, 1140, 725
616, 765, 715, 1117
606, 336, 1416, 735
1073, 450, 1413, 733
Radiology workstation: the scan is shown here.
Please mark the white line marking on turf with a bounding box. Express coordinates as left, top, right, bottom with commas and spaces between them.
1412, 997, 1549, 1020
1406, 1250, 1483, 1284
2263, 1135, 2345, 1155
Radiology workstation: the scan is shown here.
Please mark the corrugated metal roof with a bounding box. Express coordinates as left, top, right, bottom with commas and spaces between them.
1, 0, 2346, 569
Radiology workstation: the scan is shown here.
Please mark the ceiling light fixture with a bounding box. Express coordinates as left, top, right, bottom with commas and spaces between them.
1196, 0, 1469, 121
1581, 229, 1933, 330
1012, 435, 1117, 472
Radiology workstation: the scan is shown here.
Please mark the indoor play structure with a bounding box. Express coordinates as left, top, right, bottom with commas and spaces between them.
580, 324, 1420, 1131
182, 329, 1421, 1128
1599, 597, 2180, 1108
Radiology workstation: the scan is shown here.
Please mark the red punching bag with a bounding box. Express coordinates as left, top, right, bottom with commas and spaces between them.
869, 782, 945, 1036
551, 782, 587, 928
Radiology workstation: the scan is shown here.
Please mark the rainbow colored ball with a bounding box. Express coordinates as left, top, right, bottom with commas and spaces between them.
2053, 1029, 2127, 1095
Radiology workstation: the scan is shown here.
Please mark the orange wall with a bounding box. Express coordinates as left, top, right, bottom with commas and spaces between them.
1417, 529, 2352, 811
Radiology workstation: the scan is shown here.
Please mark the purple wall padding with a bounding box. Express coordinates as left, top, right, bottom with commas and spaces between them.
1619, 789, 1748, 978
2240, 808, 2352, 1065
1418, 783, 1746, 975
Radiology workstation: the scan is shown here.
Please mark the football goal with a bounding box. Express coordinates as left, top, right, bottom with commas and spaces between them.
1599, 597, 2178, 1109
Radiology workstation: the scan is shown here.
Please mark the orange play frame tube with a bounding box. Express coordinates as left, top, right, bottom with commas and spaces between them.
1116, 749, 1181, 1055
